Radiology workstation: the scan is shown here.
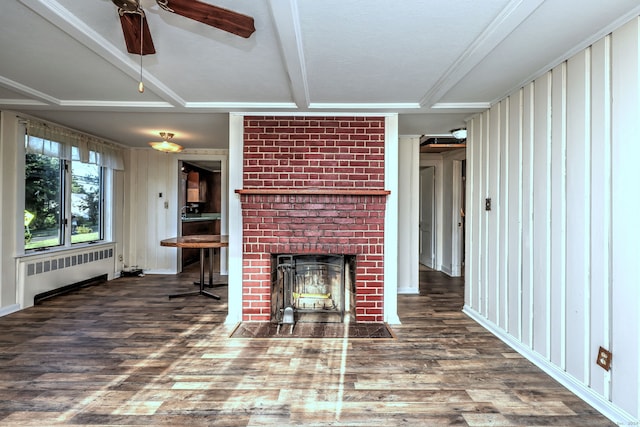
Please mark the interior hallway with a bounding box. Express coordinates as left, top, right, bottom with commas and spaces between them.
0, 265, 614, 426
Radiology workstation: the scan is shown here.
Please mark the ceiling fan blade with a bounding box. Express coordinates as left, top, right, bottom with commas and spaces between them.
119, 12, 156, 55
163, 0, 255, 38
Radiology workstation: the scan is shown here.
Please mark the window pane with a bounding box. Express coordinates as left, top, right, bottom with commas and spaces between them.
25, 153, 63, 249
71, 161, 102, 244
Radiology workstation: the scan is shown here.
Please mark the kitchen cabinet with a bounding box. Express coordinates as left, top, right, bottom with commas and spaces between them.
186, 171, 209, 203
187, 171, 200, 202
181, 218, 220, 266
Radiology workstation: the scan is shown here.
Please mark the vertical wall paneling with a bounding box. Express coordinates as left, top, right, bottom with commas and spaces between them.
464, 122, 472, 303
0, 113, 21, 311
397, 136, 419, 294
464, 17, 640, 422
507, 90, 523, 338
128, 150, 138, 268
565, 49, 592, 383
550, 62, 567, 369
112, 169, 125, 274
487, 104, 500, 324
588, 35, 612, 398
147, 151, 161, 267
482, 112, 490, 316
136, 151, 150, 269
471, 116, 483, 311
125, 149, 179, 273
532, 72, 552, 357
611, 18, 640, 418
498, 100, 509, 330
521, 82, 535, 347
157, 153, 177, 270
466, 118, 479, 309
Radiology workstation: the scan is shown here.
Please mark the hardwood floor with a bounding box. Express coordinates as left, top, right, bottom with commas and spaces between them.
0, 265, 614, 426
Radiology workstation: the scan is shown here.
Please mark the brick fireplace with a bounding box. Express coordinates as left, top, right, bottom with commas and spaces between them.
236, 116, 390, 323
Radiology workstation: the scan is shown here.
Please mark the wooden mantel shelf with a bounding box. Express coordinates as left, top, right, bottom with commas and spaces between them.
235, 188, 391, 196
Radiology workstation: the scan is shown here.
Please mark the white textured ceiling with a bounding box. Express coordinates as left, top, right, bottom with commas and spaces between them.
1, 0, 639, 149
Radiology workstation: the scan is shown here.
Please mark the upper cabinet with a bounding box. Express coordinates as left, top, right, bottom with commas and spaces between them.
183, 161, 220, 210
186, 171, 200, 202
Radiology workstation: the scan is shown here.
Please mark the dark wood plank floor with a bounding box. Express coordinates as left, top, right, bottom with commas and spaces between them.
0, 265, 614, 426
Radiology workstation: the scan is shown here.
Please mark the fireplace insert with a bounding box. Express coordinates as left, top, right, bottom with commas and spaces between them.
271, 254, 355, 332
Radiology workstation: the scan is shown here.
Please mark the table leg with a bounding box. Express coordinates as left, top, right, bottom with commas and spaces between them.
208, 247, 213, 286
193, 247, 227, 288
199, 247, 220, 299
169, 248, 220, 300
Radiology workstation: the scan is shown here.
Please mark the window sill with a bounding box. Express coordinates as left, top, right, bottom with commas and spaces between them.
17, 241, 114, 260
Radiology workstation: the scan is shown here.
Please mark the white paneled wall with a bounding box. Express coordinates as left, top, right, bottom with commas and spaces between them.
610, 17, 640, 419
123, 148, 230, 274
125, 149, 179, 273
464, 17, 640, 424
397, 136, 419, 294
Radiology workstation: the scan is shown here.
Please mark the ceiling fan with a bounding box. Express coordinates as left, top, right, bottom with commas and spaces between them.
112, 0, 256, 55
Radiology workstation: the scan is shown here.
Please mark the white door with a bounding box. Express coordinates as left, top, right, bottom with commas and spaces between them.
451, 160, 465, 276
419, 167, 435, 268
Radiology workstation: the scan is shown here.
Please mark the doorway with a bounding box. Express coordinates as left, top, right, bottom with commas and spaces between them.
176, 154, 228, 274
451, 160, 465, 276
419, 166, 436, 268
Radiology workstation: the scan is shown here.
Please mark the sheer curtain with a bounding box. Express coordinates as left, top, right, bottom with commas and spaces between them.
23, 118, 125, 170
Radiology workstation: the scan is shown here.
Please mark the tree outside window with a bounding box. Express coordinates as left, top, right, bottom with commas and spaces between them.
24, 152, 103, 250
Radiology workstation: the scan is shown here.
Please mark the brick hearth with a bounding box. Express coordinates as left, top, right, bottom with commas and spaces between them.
237, 116, 389, 322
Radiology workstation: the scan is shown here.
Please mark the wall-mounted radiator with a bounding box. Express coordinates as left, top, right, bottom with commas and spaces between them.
16, 243, 116, 309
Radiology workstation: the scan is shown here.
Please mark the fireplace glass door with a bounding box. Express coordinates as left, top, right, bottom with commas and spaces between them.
271, 254, 354, 324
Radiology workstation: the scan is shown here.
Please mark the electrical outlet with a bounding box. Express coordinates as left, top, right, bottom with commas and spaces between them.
118, 254, 123, 262
596, 346, 612, 371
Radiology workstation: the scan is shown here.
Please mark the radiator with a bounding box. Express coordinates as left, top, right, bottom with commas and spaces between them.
16, 243, 116, 309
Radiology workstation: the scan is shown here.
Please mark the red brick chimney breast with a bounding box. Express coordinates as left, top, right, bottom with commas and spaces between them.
239, 116, 388, 322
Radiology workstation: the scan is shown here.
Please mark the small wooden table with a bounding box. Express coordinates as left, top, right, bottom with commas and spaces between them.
161, 235, 228, 300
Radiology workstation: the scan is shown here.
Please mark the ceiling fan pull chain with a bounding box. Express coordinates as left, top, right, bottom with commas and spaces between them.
156, 0, 174, 13
138, 12, 144, 93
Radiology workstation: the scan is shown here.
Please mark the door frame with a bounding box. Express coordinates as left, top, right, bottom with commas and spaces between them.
176, 151, 229, 274
419, 157, 443, 271
419, 166, 436, 268
451, 159, 465, 276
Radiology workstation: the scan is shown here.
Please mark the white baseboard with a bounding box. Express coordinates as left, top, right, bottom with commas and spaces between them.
441, 265, 453, 276
0, 304, 21, 317
463, 306, 638, 427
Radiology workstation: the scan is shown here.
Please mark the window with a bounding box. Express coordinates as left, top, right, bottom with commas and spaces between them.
24, 152, 63, 249
24, 137, 105, 251
71, 159, 103, 244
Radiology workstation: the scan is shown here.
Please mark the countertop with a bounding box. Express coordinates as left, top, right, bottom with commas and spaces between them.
181, 213, 221, 223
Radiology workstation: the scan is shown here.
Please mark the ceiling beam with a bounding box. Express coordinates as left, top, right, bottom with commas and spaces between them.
267, 0, 310, 109
420, 0, 545, 108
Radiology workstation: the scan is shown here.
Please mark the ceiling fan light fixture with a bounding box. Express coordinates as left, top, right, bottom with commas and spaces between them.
451, 128, 467, 140
149, 132, 183, 153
